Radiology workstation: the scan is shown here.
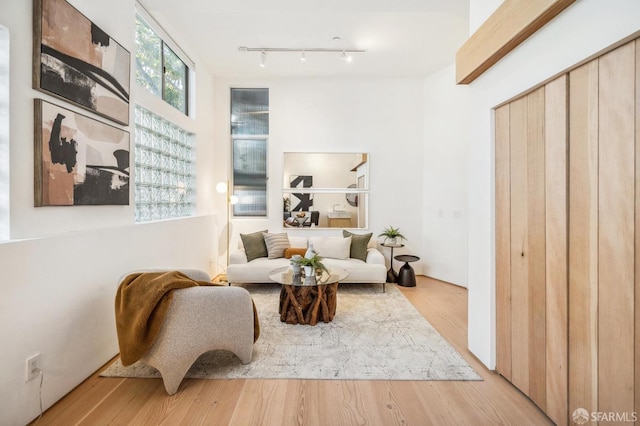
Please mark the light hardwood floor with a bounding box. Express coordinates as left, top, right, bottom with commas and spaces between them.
31, 277, 552, 425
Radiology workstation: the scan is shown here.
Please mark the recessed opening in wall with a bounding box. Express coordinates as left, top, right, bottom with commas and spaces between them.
282, 152, 369, 229
0, 26, 9, 241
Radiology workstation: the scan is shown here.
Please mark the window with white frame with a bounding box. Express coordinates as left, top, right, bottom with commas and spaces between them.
0, 26, 9, 240
134, 106, 195, 222
231, 88, 269, 217
133, 4, 196, 223
135, 10, 189, 114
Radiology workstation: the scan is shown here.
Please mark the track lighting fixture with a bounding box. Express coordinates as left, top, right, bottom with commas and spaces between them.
239, 46, 365, 67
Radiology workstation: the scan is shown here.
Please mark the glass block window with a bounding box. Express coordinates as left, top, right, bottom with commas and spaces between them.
134, 106, 195, 222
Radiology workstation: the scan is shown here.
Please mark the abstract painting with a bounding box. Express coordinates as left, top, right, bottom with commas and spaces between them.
35, 99, 130, 206
290, 175, 313, 211
33, 0, 130, 125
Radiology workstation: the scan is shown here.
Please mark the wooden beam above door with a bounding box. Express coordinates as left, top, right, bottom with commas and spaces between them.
455, 0, 575, 85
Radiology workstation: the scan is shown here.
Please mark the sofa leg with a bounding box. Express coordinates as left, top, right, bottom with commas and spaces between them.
383, 282, 386, 293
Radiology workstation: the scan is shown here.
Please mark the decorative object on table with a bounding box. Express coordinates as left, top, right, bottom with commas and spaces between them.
34, 99, 130, 206
304, 241, 316, 259
283, 195, 290, 212
294, 211, 308, 226
394, 254, 420, 287
292, 254, 328, 279
33, 0, 131, 125
290, 175, 313, 211
380, 242, 405, 284
290, 254, 302, 274
378, 226, 406, 246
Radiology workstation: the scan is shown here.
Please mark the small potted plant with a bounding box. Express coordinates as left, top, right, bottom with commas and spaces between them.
378, 226, 406, 246
293, 254, 329, 278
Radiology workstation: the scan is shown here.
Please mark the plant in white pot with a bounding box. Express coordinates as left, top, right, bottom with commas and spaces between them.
378, 226, 406, 246
293, 254, 329, 279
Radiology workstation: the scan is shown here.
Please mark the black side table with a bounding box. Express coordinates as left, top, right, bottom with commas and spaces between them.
394, 255, 420, 287
381, 243, 404, 283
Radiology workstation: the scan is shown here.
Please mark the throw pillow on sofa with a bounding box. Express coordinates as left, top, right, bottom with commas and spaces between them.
240, 230, 268, 262
264, 233, 291, 259
284, 247, 307, 259
342, 230, 373, 262
309, 236, 352, 260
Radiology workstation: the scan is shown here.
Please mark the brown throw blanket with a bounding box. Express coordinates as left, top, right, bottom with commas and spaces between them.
115, 271, 259, 366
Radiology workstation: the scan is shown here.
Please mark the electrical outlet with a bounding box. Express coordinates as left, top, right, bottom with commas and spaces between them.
26, 353, 41, 382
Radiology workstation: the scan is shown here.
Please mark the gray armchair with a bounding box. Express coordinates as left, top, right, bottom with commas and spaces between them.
120, 269, 255, 394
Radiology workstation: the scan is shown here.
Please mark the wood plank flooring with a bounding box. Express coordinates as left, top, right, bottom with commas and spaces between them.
31, 277, 552, 425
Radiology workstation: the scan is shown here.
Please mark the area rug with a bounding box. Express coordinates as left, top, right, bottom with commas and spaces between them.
101, 284, 481, 381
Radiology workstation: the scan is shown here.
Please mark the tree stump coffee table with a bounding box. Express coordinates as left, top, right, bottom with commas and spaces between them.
269, 267, 348, 326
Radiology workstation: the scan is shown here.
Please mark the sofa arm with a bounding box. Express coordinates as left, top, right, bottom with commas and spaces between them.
230, 250, 248, 265
365, 248, 385, 265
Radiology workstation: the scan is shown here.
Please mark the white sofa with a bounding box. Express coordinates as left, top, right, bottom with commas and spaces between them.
227, 235, 388, 291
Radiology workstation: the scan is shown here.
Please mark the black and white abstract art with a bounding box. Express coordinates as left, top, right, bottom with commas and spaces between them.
290, 175, 313, 211
33, 0, 131, 125
35, 99, 130, 206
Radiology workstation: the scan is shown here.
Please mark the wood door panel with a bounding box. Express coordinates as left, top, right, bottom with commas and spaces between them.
495, 104, 512, 381
509, 96, 530, 395
496, 35, 640, 424
544, 75, 568, 426
526, 87, 547, 410
597, 41, 635, 416
636, 39, 640, 418
568, 58, 600, 416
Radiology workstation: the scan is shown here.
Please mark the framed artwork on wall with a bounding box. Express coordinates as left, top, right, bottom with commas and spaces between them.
290, 175, 313, 211
34, 99, 130, 206
33, 0, 131, 125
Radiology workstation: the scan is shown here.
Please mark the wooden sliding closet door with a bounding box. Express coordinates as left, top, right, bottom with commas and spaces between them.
544, 75, 568, 425
497, 36, 640, 425
569, 39, 637, 418
568, 57, 599, 417
495, 75, 568, 425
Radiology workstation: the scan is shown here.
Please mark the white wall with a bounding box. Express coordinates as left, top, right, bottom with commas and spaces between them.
0, 1, 219, 424
212, 78, 425, 273
469, 0, 502, 34
466, 0, 640, 368
422, 64, 469, 287
0, 216, 216, 426
0, 25, 8, 241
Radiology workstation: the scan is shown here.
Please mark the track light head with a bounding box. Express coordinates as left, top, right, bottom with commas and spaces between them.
341, 50, 353, 62
260, 50, 267, 67
301, 50, 307, 62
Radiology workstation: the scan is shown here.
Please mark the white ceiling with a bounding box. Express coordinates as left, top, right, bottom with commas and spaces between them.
140, 0, 469, 78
